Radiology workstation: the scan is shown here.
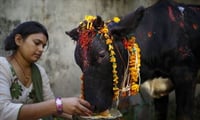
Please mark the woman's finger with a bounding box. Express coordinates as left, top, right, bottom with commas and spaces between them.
77, 99, 92, 116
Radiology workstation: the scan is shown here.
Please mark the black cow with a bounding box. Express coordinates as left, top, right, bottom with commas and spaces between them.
66, 0, 200, 120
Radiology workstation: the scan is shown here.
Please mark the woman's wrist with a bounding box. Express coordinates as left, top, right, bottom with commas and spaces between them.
55, 97, 63, 114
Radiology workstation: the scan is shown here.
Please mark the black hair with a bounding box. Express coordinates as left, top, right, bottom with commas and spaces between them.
4, 21, 49, 51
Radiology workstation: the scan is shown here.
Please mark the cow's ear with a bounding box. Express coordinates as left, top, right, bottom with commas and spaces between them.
110, 6, 145, 36
93, 16, 104, 30
65, 28, 79, 41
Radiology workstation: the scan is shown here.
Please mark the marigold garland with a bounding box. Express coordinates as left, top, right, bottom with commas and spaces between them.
122, 36, 141, 97
78, 15, 141, 101
99, 22, 120, 100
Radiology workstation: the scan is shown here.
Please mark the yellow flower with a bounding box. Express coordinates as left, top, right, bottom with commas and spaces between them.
106, 39, 112, 44
131, 84, 139, 94
110, 50, 116, 56
108, 44, 114, 51
113, 86, 119, 91
113, 17, 120, 23
85, 15, 96, 21
104, 34, 109, 39
100, 27, 109, 33
113, 80, 118, 84
112, 63, 117, 69
110, 56, 116, 63
112, 70, 117, 74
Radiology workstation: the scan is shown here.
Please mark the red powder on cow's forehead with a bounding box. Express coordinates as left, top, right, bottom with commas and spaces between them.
79, 30, 95, 48
79, 30, 96, 68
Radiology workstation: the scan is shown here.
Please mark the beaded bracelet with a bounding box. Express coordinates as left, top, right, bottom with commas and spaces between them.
55, 97, 63, 114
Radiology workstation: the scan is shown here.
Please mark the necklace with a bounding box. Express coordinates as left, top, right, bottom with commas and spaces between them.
13, 56, 31, 84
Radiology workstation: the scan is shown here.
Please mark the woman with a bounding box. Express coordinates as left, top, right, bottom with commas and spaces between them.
0, 21, 92, 120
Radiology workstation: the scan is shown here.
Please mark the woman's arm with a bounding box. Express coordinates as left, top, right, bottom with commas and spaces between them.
18, 99, 56, 120
0, 59, 92, 120
18, 97, 92, 120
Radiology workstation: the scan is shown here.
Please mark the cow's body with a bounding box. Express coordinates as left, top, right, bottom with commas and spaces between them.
131, 1, 200, 120
66, 0, 200, 120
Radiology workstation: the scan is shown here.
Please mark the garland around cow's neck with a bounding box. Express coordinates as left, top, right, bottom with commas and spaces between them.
79, 15, 141, 101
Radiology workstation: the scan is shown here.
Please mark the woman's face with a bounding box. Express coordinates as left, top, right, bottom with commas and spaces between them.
17, 33, 47, 63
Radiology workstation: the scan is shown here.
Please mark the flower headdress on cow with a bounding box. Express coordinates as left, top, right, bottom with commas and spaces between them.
74, 15, 141, 101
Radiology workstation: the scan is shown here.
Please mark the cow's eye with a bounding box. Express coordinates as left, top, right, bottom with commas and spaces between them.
97, 50, 109, 63
99, 50, 107, 58
99, 51, 106, 58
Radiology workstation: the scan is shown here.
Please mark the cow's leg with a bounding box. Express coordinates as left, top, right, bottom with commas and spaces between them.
154, 95, 169, 120
172, 66, 197, 120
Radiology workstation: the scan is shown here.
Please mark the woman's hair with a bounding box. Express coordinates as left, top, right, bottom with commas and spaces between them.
4, 21, 49, 51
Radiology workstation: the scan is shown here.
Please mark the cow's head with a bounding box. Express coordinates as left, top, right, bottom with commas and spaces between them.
66, 7, 145, 114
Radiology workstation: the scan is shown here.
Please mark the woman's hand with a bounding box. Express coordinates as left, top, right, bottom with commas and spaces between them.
62, 97, 92, 116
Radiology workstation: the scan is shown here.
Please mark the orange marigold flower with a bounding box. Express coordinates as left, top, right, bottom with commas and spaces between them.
110, 50, 116, 56
131, 84, 139, 95
112, 70, 117, 74
113, 75, 119, 81
104, 34, 109, 39
100, 27, 109, 33
113, 87, 119, 91
108, 45, 114, 51
112, 63, 117, 69
110, 56, 116, 62
127, 46, 132, 50
106, 39, 112, 44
